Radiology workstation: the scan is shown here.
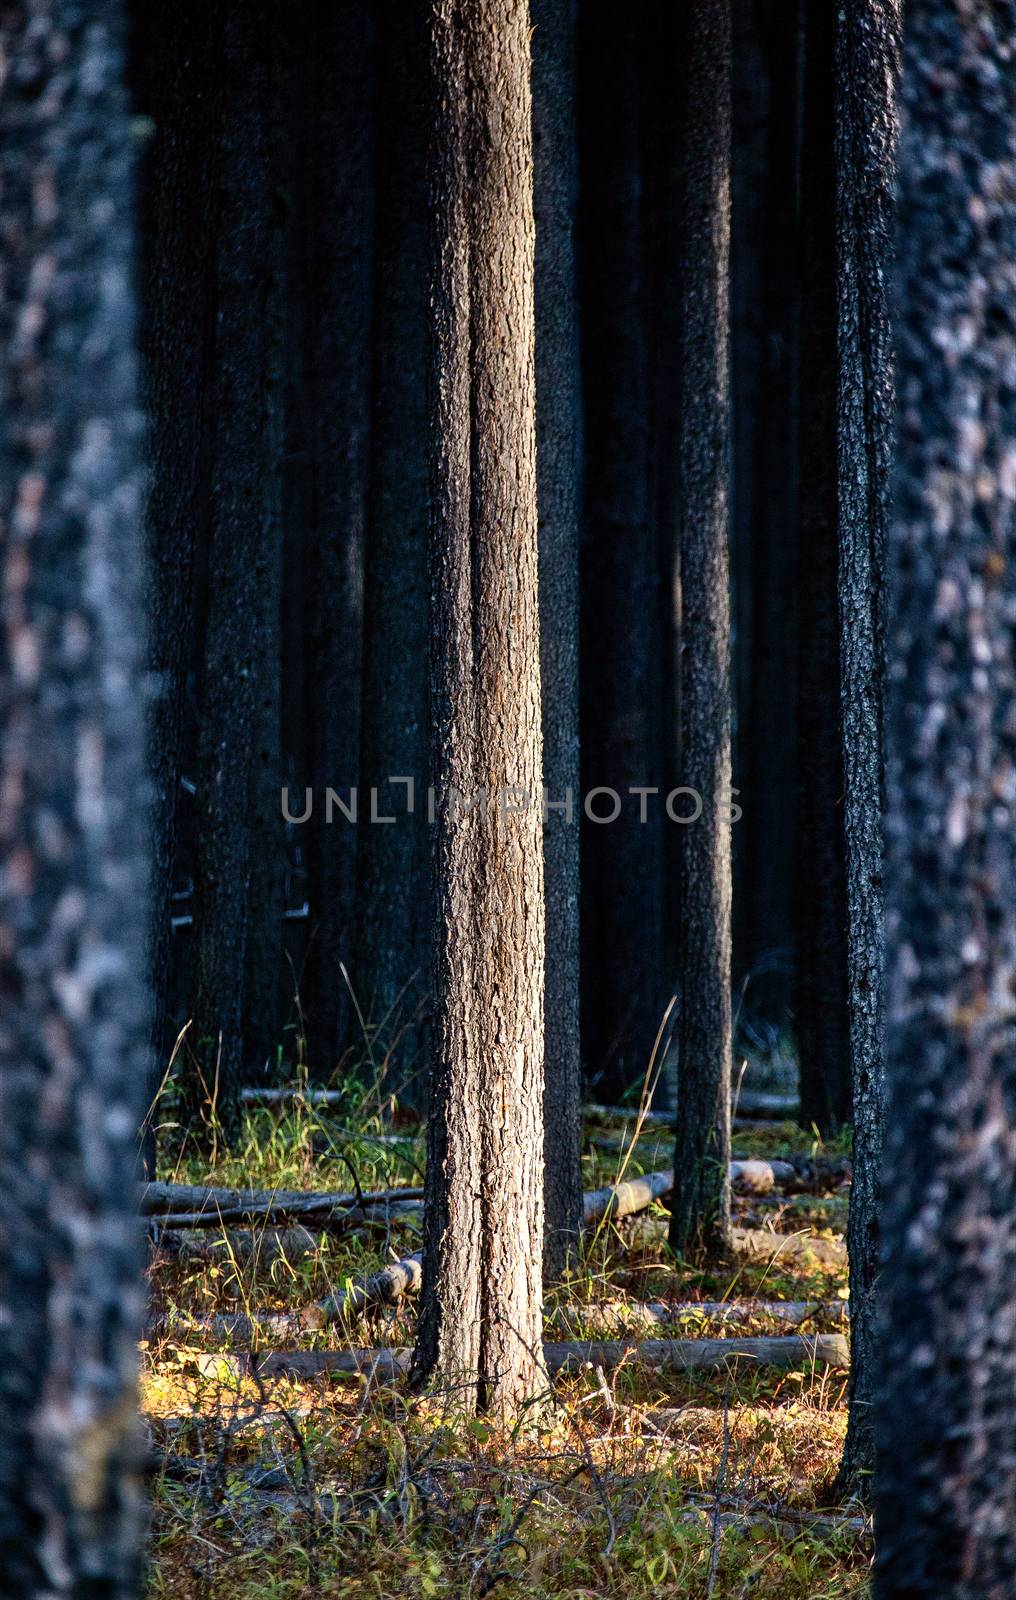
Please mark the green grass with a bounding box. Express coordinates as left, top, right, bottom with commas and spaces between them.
144, 1080, 868, 1598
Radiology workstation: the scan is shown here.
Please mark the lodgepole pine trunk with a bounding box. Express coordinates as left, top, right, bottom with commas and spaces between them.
356, 0, 430, 1099
413, 0, 546, 1419
834, 0, 899, 1495
795, 0, 852, 1139
136, 0, 217, 1138
295, 1, 376, 1075
187, 3, 286, 1140
875, 2, 1016, 1592
731, 0, 799, 994
0, 3, 150, 1590
577, 4, 665, 1105
669, 0, 734, 1263
532, 0, 583, 1280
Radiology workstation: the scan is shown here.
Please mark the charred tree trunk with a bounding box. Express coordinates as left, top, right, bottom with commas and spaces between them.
577, 4, 664, 1105
795, 0, 852, 1138
0, 4, 150, 1589
669, 0, 734, 1263
413, 0, 546, 1418
731, 0, 799, 1000
875, 2, 1016, 1591
135, 0, 217, 1135
835, 0, 899, 1495
532, 0, 583, 1279
295, 2, 376, 1076
240, 19, 287, 1081
186, 4, 286, 1142
356, 0, 430, 1101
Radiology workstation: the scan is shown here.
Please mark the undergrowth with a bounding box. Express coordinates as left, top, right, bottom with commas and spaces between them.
144, 1064, 866, 1598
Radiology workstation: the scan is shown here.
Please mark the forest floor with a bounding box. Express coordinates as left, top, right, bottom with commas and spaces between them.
143, 1080, 865, 1599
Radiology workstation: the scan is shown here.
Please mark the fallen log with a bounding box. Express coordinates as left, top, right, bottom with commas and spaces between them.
141, 1181, 424, 1226
547, 1299, 848, 1335
583, 1169, 673, 1223
583, 1090, 799, 1126
152, 1226, 322, 1268
150, 1252, 425, 1342
151, 1197, 423, 1232
243, 1331, 848, 1384
732, 1227, 847, 1272
622, 1217, 848, 1272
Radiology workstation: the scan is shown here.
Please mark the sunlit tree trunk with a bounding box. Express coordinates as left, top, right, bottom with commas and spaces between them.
413, 0, 546, 1419
0, 4, 150, 1589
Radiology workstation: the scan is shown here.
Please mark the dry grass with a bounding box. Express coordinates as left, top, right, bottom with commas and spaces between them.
144, 1087, 866, 1598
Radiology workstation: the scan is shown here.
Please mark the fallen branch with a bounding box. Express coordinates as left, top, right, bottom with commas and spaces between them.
242, 1331, 848, 1384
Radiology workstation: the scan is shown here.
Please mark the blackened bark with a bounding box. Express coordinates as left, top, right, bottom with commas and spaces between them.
294, 1, 375, 1074
187, 4, 285, 1140
135, 0, 216, 1124
875, 3, 1016, 1591
532, 0, 583, 1280
669, 0, 734, 1263
795, 0, 852, 1137
356, 0, 430, 1100
413, 0, 546, 1418
0, 4, 150, 1590
577, 4, 664, 1105
835, 0, 899, 1494
731, 0, 799, 994
240, 17, 287, 1080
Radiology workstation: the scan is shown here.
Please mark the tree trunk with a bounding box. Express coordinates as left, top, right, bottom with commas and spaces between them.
240, 16, 287, 1081
532, 0, 583, 1280
834, 0, 899, 1495
186, 4, 286, 1140
875, 3, 1016, 1592
731, 0, 799, 1000
669, 0, 734, 1263
795, 0, 852, 1138
0, 4, 150, 1589
289, 1, 375, 1076
413, 0, 546, 1419
577, 4, 665, 1105
135, 0, 217, 1145
356, 0, 430, 1101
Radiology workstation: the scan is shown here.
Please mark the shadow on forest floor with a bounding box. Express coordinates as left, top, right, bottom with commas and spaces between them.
143, 1079, 866, 1599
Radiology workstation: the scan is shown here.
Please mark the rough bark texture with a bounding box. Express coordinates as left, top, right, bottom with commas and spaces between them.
239, 15, 286, 1079
731, 0, 799, 994
795, 0, 852, 1138
356, 0, 430, 1099
532, 0, 583, 1280
0, 4, 150, 1590
187, 4, 286, 1138
135, 0, 216, 1122
577, 4, 664, 1104
834, 0, 899, 1495
875, 3, 1016, 1592
412, 0, 546, 1419
669, 0, 734, 1262
290, 1, 375, 1074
